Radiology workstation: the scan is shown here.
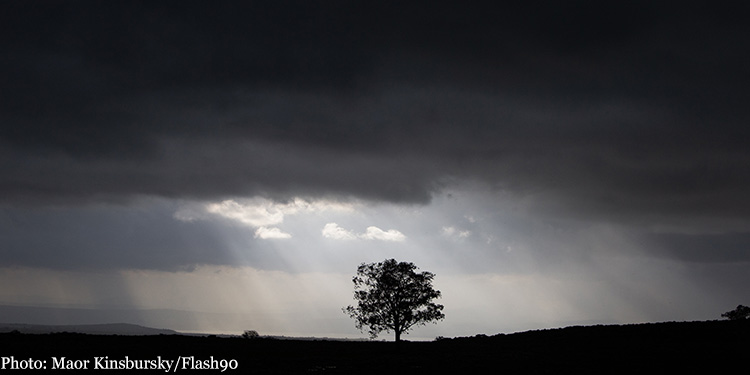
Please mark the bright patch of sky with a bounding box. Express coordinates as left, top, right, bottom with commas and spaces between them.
175, 198, 406, 243
321, 223, 358, 240
322, 223, 406, 242
175, 198, 358, 240
254, 226, 292, 240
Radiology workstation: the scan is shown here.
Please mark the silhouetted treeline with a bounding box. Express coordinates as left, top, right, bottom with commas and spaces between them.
2, 320, 747, 374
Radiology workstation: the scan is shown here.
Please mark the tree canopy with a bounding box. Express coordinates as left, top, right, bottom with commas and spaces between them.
344, 259, 445, 342
721, 305, 750, 320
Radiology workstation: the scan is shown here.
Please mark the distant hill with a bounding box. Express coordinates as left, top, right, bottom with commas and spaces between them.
0, 322, 177, 335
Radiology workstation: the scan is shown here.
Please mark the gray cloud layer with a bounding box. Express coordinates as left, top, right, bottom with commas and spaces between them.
2, 2, 749, 211
1, 1, 749, 271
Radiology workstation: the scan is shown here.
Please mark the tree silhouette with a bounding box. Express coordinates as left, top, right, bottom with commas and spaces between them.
343, 259, 445, 342
241, 330, 259, 339
721, 305, 750, 320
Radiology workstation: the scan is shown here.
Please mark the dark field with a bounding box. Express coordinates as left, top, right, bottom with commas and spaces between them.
2, 320, 747, 374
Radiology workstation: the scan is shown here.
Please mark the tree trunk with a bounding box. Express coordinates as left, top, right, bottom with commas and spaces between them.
394, 312, 401, 343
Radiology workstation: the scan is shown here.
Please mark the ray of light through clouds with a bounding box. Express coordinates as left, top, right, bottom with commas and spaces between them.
1, 1, 749, 340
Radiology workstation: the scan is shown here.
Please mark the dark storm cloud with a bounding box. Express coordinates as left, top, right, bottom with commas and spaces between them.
1, 0, 749, 223
646, 232, 750, 263
0, 201, 231, 270
0, 199, 307, 271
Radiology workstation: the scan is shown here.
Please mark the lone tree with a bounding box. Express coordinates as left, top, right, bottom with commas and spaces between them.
721, 305, 750, 320
344, 259, 445, 342
241, 330, 260, 339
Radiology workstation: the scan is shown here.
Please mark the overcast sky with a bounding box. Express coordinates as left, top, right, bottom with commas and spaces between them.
1, 1, 749, 339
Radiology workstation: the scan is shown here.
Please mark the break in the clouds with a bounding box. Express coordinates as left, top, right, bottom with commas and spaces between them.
322, 223, 406, 242
322, 223, 358, 241
182, 197, 407, 241
205, 200, 286, 228
254, 227, 291, 240
176, 198, 357, 240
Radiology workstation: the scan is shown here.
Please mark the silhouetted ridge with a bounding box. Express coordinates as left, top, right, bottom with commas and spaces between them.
0, 322, 177, 335
1, 320, 747, 373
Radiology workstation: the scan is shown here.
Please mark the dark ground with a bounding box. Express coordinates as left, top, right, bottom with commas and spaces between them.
2, 320, 747, 374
